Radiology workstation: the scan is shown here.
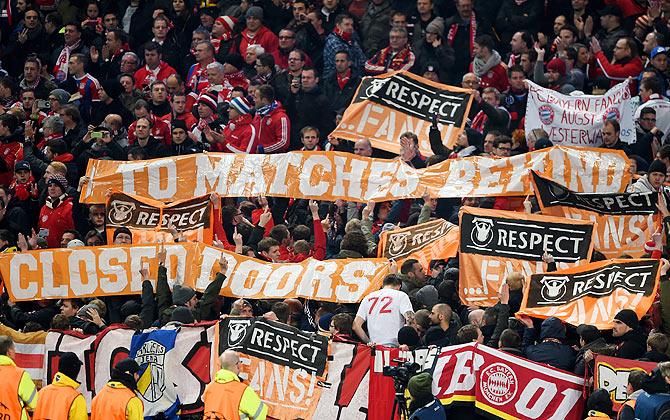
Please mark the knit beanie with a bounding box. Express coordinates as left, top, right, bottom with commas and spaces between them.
246, 6, 263, 20
101, 79, 122, 98
318, 312, 334, 332
172, 284, 196, 306
58, 352, 82, 380
408, 372, 433, 399
398, 325, 420, 347
648, 159, 667, 175
415, 285, 439, 310
171, 119, 187, 132
215, 16, 237, 33
547, 58, 566, 76
47, 174, 68, 192
614, 309, 639, 329
49, 89, 71, 105
197, 92, 218, 112
229, 96, 252, 115
111, 358, 141, 390
426, 17, 445, 35
67, 239, 85, 248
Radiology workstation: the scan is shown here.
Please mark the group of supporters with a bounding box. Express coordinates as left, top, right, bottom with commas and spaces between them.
3, 0, 670, 419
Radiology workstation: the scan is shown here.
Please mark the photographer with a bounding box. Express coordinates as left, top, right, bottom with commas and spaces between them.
407, 372, 446, 419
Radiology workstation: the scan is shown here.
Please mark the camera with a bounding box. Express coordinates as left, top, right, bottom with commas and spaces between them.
36, 99, 50, 110
91, 131, 103, 139
383, 360, 420, 388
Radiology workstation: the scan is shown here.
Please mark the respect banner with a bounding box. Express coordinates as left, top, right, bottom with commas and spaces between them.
531, 171, 658, 258
594, 355, 657, 410
459, 206, 595, 306
106, 192, 213, 244
518, 259, 660, 329
0, 242, 390, 303
377, 219, 459, 269
218, 318, 329, 419
526, 80, 635, 146
80, 147, 631, 204
331, 71, 473, 155
219, 318, 329, 376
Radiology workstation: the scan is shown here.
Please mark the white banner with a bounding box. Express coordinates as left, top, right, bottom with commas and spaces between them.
525, 80, 635, 146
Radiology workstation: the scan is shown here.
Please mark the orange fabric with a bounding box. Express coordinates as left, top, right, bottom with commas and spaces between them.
0, 364, 25, 420
202, 380, 247, 420
33, 383, 80, 420
617, 399, 636, 419
79, 148, 631, 205
91, 384, 135, 420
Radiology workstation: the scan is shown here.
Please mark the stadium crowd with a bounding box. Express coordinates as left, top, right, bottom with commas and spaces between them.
3, 0, 670, 419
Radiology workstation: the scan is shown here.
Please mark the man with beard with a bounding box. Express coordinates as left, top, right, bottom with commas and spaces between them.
470, 35, 509, 93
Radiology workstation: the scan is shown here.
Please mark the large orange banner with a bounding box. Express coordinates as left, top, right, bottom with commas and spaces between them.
459, 206, 595, 306
530, 171, 659, 258
330, 71, 474, 155
0, 243, 389, 303
377, 219, 459, 270
517, 259, 660, 329
105, 192, 213, 244
80, 147, 631, 204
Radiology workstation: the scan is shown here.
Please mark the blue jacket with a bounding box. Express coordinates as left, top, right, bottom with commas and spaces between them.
409, 397, 446, 420
634, 392, 670, 420
322, 32, 367, 80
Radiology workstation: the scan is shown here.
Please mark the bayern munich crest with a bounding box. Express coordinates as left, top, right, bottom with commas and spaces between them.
480, 362, 518, 405
538, 105, 554, 125
603, 107, 620, 121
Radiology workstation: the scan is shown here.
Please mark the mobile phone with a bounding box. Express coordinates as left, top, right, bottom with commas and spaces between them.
36, 99, 50, 110
91, 131, 103, 139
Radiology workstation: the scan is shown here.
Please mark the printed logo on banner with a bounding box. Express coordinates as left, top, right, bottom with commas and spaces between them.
527, 260, 658, 307
479, 363, 518, 405
109, 200, 136, 224
604, 107, 620, 121
540, 276, 569, 303
227, 319, 252, 347
460, 210, 593, 262
538, 105, 554, 125
471, 218, 494, 247
379, 219, 458, 261
388, 232, 410, 256
135, 340, 167, 403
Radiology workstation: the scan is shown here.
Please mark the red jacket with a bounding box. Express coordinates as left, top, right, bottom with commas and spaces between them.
0, 137, 23, 187
171, 112, 197, 130
221, 114, 258, 153
591, 52, 643, 92
133, 62, 178, 90
289, 218, 326, 262
252, 102, 291, 154
469, 62, 509, 93
128, 115, 172, 145
235, 26, 279, 56
272, 49, 313, 70
39, 197, 74, 248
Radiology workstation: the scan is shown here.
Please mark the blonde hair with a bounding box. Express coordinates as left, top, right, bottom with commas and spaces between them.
506, 272, 524, 291
48, 161, 67, 176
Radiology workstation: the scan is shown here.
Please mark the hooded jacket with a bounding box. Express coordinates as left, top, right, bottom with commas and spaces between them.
236, 25, 279, 56
522, 317, 576, 372
0, 131, 23, 187
613, 328, 647, 360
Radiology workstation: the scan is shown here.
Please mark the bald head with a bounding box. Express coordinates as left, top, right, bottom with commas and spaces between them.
220, 350, 240, 374
104, 114, 122, 130
468, 309, 484, 327
354, 139, 372, 157
434, 304, 451, 323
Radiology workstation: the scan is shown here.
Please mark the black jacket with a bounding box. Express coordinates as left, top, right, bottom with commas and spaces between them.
322, 71, 362, 114
523, 317, 576, 372
573, 337, 610, 376
170, 138, 204, 156
135, 136, 170, 159
614, 329, 648, 360
411, 40, 455, 84
285, 86, 335, 150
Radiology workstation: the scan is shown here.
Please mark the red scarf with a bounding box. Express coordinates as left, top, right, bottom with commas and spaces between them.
53, 40, 80, 82
447, 12, 477, 58
471, 110, 487, 133
336, 68, 351, 90
333, 26, 352, 43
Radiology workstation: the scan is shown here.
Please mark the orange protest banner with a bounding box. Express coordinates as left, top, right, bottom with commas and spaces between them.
330, 71, 474, 156
0, 243, 390, 303
80, 147, 631, 204
459, 206, 595, 306
530, 171, 659, 258
377, 219, 459, 270
517, 259, 660, 329
105, 192, 214, 244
